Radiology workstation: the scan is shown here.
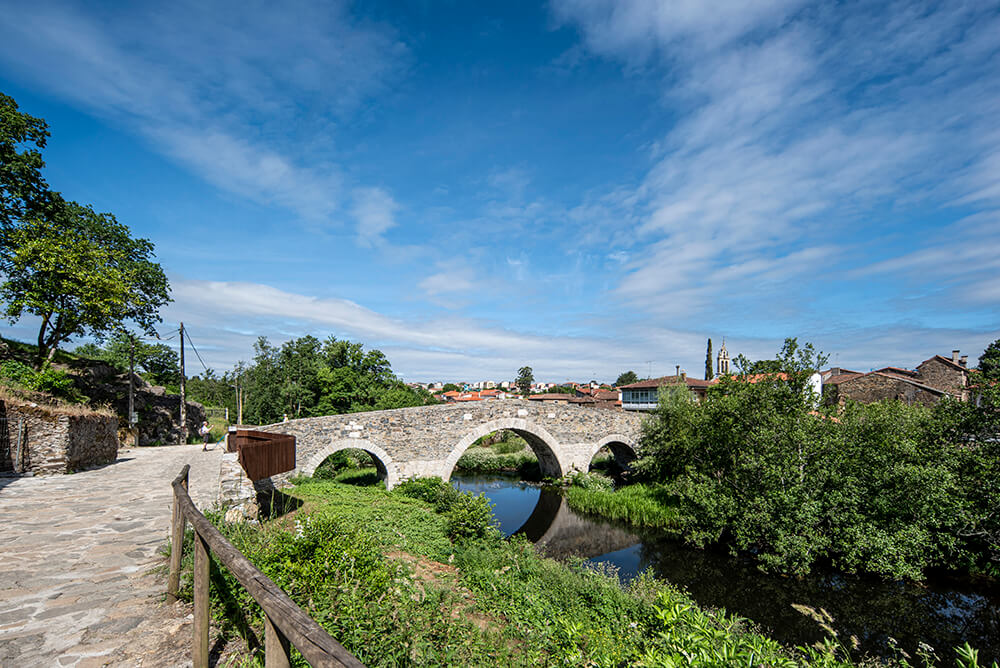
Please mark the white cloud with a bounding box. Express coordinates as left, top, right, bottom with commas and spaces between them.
352, 187, 399, 248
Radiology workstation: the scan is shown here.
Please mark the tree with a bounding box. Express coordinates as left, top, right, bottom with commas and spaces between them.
0, 92, 51, 233
978, 338, 1000, 380
615, 370, 638, 387
1, 200, 170, 366
441, 383, 460, 393
705, 338, 714, 380
516, 366, 533, 395
74, 331, 180, 386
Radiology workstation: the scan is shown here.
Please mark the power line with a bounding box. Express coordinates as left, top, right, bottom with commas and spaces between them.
183, 327, 210, 374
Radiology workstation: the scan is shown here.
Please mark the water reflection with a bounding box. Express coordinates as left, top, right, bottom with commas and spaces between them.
452, 473, 1000, 663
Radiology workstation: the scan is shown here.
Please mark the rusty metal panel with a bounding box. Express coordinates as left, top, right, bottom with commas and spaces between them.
229, 429, 295, 481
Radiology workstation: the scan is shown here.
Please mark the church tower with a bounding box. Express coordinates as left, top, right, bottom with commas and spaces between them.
717, 340, 731, 375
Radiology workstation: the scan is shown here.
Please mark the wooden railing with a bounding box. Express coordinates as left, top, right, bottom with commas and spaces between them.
166, 465, 364, 667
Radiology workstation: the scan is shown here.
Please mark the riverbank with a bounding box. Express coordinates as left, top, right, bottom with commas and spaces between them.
454, 433, 540, 477
563, 473, 681, 530
176, 477, 886, 667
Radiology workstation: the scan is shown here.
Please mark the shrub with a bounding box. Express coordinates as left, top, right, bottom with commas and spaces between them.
395, 477, 499, 541
0, 360, 83, 402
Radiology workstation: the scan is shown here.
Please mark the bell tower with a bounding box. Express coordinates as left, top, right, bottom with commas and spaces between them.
717, 339, 731, 375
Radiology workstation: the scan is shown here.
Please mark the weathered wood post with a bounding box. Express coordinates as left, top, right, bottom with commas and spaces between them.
193, 531, 210, 668
264, 613, 292, 667
166, 466, 189, 602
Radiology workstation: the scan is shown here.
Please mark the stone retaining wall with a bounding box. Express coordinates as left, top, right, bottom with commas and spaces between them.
0, 401, 118, 475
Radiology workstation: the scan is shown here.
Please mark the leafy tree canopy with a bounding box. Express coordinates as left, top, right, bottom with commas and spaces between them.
978, 338, 1000, 380
75, 331, 180, 387
615, 370, 638, 387
1, 201, 170, 366
440, 383, 460, 393
516, 366, 533, 395
0, 92, 51, 231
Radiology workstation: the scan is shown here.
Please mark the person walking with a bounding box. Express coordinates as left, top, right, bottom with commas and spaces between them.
199, 421, 212, 451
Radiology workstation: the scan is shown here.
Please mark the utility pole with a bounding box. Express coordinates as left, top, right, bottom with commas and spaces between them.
128, 333, 135, 433
179, 322, 187, 443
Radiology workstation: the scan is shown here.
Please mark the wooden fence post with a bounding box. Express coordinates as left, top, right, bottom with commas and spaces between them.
166, 467, 188, 602
193, 531, 210, 668
264, 613, 292, 668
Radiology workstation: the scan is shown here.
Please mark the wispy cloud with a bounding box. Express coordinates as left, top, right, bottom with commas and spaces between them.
352, 187, 399, 248
0, 0, 405, 225
552, 0, 1000, 323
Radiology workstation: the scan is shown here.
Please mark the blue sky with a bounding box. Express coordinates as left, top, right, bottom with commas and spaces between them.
1, 0, 998, 382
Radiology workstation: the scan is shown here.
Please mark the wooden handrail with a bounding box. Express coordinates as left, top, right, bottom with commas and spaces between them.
166, 465, 365, 668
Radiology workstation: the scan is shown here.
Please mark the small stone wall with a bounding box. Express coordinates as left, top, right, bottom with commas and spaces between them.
0, 401, 118, 475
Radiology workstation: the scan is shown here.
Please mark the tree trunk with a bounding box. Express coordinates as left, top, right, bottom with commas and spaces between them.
35, 312, 52, 369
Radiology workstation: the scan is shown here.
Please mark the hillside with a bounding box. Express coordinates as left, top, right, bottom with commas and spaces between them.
0, 336, 206, 446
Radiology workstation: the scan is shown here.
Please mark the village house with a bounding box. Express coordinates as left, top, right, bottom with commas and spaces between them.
823, 350, 970, 406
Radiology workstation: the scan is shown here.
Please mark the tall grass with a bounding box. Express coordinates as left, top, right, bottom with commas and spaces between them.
564, 483, 681, 530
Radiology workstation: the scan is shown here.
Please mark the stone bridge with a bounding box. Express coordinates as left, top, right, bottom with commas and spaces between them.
259, 401, 645, 489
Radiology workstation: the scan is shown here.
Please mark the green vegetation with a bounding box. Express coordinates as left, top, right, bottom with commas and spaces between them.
630, 338, 1000, 581
1, 93, 170, 367
979, 337, 1000, 380
454, 432, 540, 477
0, 359, 83, 402
564, 474, 680, 530
516, 365, 533, 396
74, 332, 180, 387
175, 476, 955, 667
616, 370, 638, 386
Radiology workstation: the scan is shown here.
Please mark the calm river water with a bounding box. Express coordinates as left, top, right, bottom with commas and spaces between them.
451, 473, 1000, 663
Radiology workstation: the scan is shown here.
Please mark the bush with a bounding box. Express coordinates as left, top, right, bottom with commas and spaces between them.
395, 477, 499, 541
454, 448, 539, 476
0, 360, 83, 402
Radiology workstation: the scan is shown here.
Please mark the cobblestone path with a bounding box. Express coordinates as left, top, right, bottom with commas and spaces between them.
0, 445, 224, 667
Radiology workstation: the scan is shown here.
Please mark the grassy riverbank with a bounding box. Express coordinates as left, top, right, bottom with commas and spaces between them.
173, 476, 935, 667
563, 473, 681, 530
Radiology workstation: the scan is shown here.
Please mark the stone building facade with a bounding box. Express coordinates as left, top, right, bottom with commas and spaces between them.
824, 350, 970, 406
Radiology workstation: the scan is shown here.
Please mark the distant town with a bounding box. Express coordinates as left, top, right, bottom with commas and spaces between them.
408, 344, 977, 412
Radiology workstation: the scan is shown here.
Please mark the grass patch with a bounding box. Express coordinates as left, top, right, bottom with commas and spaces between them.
564, 482, 682, 530
455, 447, 540, 477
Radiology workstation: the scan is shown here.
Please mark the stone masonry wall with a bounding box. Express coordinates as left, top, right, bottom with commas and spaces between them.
0, 402, 118, 475
257, 400, 645, 489
915, 358, 966, 398
838, 374, 942, 406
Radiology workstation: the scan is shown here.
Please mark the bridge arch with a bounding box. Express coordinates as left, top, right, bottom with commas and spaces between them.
590, 434, 639, 470
301, 438, 398, 488
442, 418, 565, 480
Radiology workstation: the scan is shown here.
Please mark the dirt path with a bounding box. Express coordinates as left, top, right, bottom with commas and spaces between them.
0, 445, 224, 667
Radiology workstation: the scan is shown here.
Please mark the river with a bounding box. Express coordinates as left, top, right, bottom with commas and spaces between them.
451, 473, 1000, 663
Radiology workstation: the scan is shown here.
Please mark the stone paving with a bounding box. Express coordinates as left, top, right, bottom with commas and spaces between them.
0, 445, 224, 667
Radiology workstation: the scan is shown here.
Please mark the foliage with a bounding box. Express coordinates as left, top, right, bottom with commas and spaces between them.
565, 482, 681, 529
74, 331, 180, 386
185, 335, 438, 425
705, 338, 714, 380
176, 476, 992, 667
544, 384, 575, 394
313, 448, 377, 480
441, 383, 460, 393
978, 338, 1000, 381
454, 447, 540, 477
516, 365, 533, 395
635, 339, 1000, 580
0, 92, 50, 232
616, 370, 638, 387
0, 359, 83, 402
0, 200, 170, 366
393, 477, 499, 541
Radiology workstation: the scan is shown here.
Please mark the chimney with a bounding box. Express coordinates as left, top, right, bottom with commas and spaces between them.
681, 369, 686, 380
675, 365, 680, 377
960, 355, 968, 368
952, 350, 960, 363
